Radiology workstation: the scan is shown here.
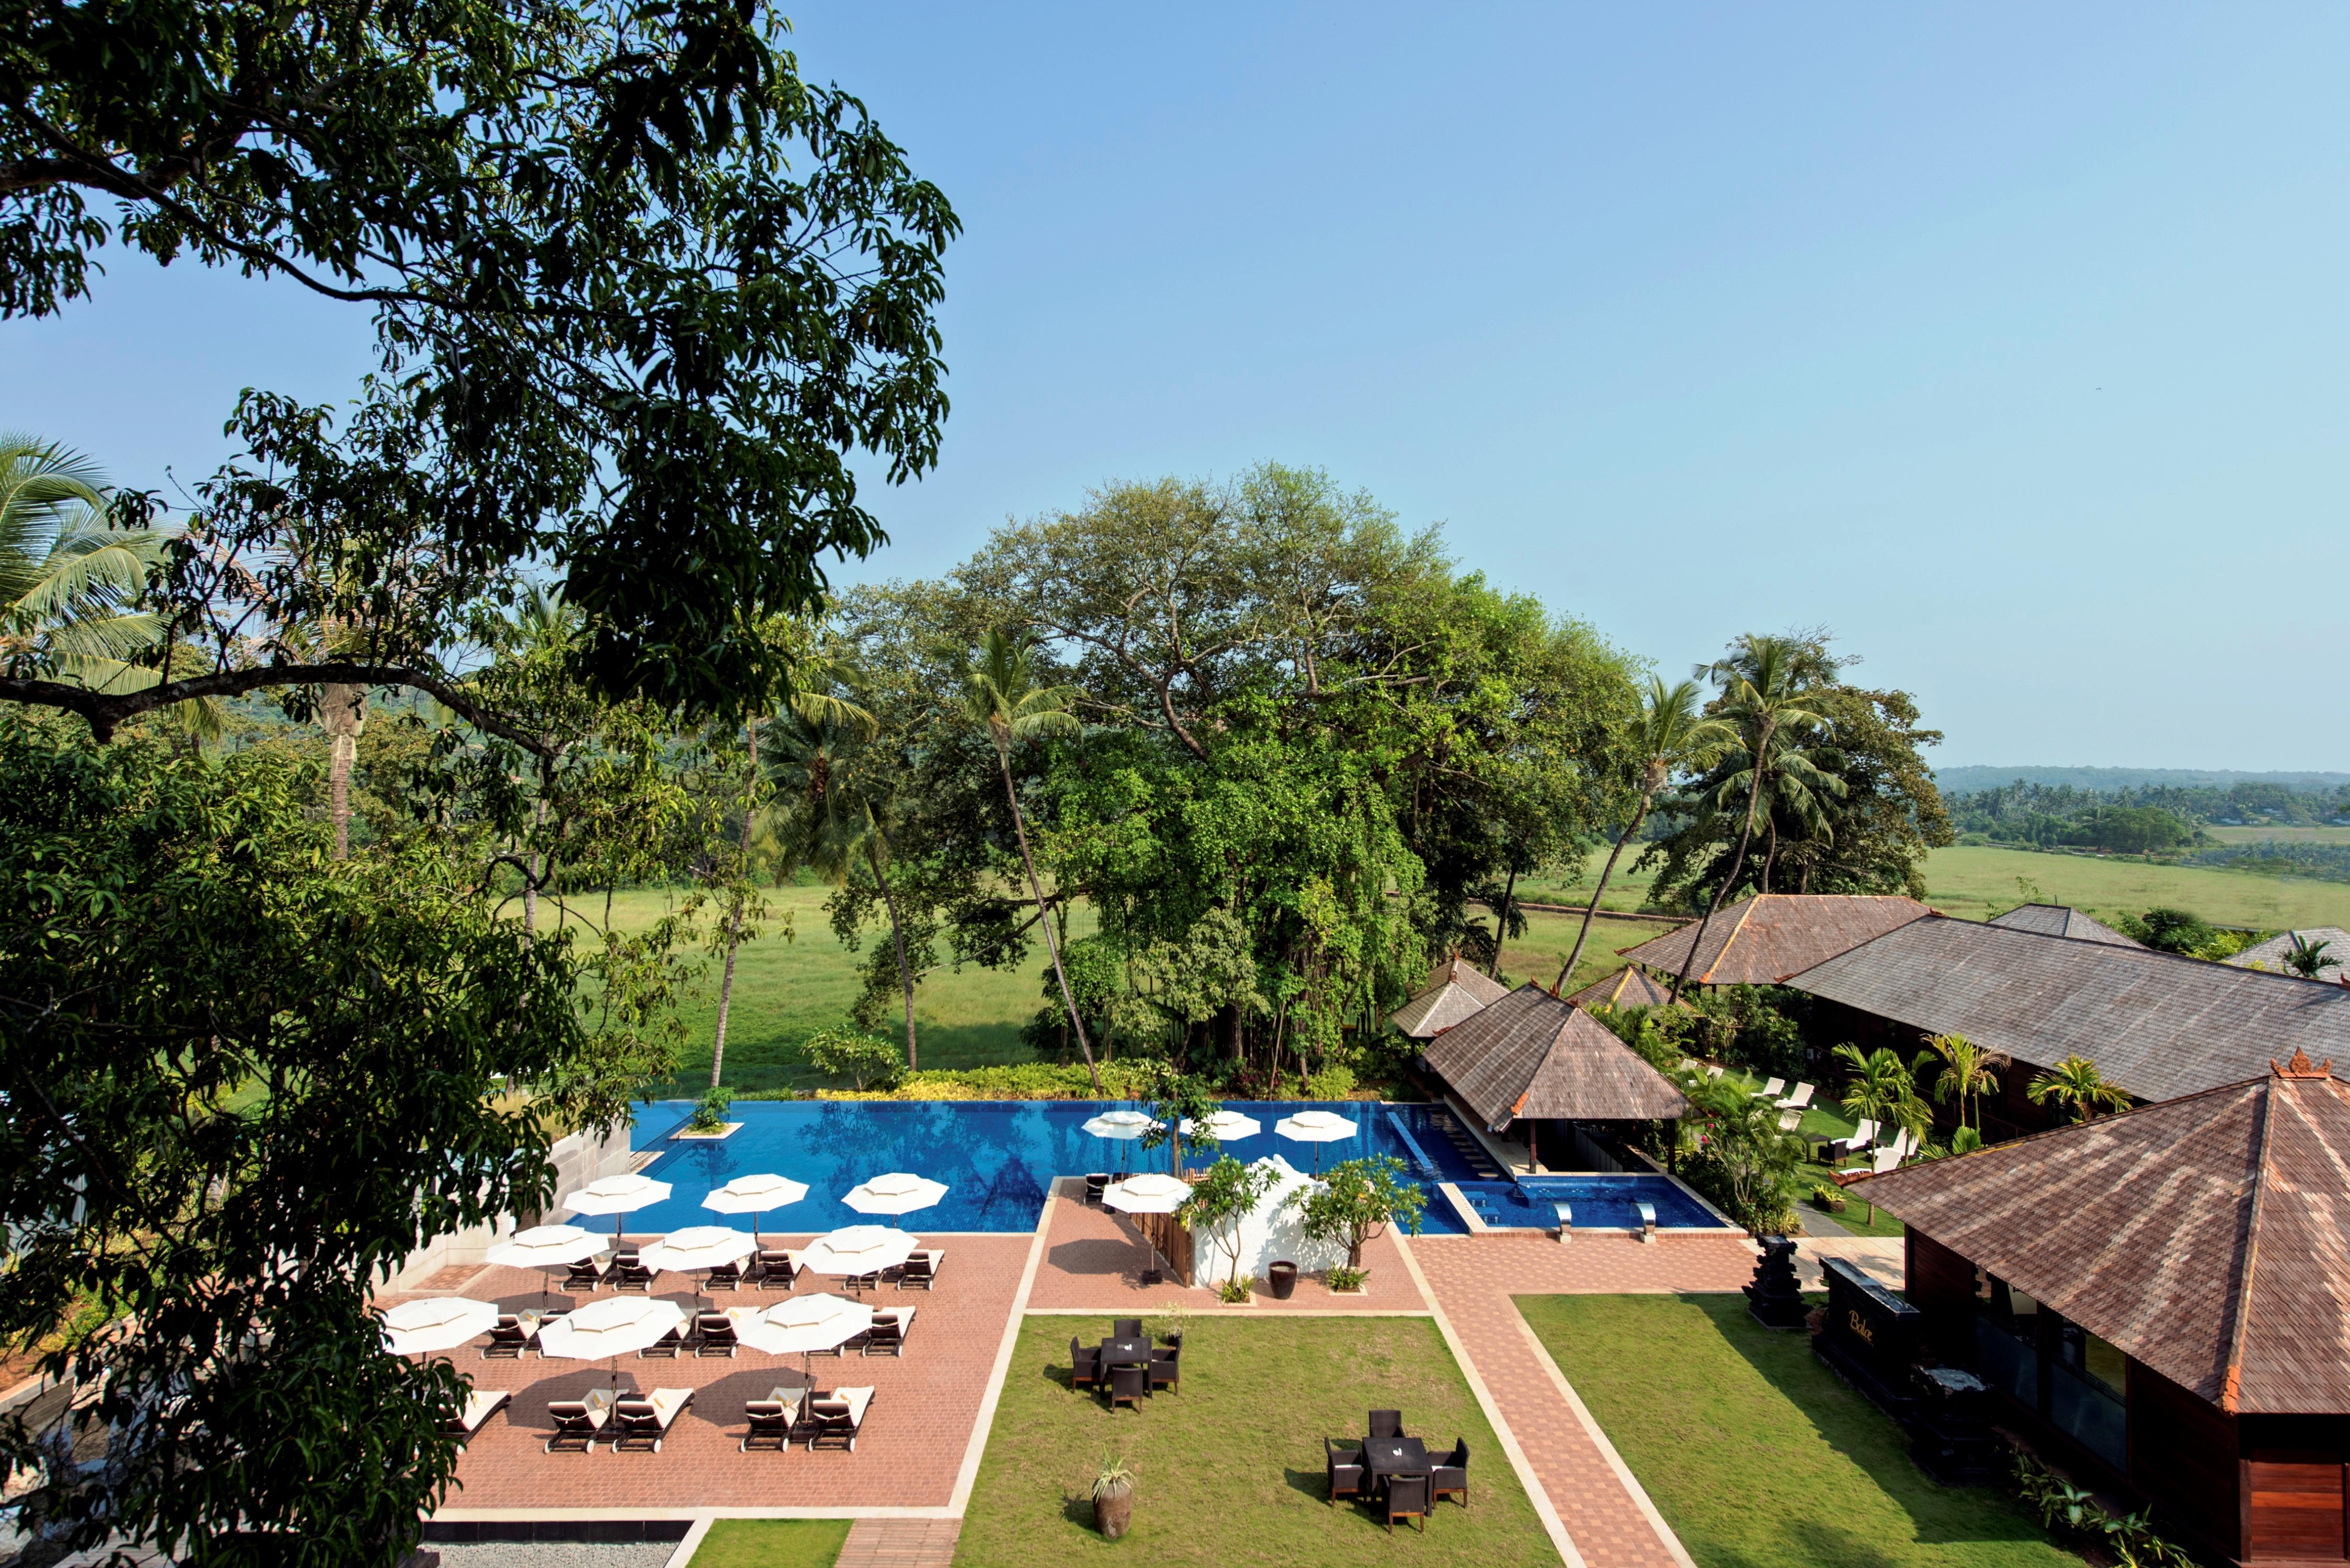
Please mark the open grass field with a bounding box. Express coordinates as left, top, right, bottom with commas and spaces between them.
1520, 1294, 2078, 1568
2202, 824, 2350, 845
954, 1314, 1549, 1567
688, 1518, 851, 1566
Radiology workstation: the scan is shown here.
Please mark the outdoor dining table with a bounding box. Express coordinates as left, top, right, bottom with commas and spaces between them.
1360, 1435, 1430, 1482
1099, 1336, 1155, 1367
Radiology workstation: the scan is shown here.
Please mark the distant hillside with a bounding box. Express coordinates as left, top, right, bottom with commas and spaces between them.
1934, 766, 2350, 796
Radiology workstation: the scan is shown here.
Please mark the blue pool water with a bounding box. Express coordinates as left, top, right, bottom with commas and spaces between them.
1452, 1176, 1729, 1231
615, 1099, 1491, 1235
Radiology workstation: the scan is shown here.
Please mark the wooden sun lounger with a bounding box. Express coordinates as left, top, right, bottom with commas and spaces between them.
804, 1386, 874, 1451
607, 1387, 694, 1452
444, 1388, 511, 1448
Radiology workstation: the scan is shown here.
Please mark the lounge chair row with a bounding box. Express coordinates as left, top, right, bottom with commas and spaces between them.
485, 1304, 916, 1361
544, 1387, 697, 1453
739, 1386, 876, 1452
560, 1247, 943, 1295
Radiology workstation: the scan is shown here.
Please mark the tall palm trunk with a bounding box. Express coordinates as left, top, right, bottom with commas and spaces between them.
1487, 858, 1519, 979
1671, 743, 1769, 1001
994, 741, 1103, 1094
1760, 821, 1778, 894
1555, 788, 1654, 994
867, 828, 918, 1070
321, 682, 366, 861
710, 719, 760, 1090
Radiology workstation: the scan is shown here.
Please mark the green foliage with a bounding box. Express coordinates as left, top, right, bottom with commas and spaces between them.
2010, 1452, 2194, 1567
1091, 1451, 1138, 1498
1681, 1079, 1808, 1234
1179, 1156, 1282, 1288
1215, 1277, 1255, 1303
1686, 985, 1808, 1078
1913, 1032, 2008, 1132
795, 1025, 904, 1092
0, 722, 671, 1564
2025, 1055, 2129, 1124
2120, 905, 2217, 954
689, 1085, 734, 1133
1304, 1064, 1359, 1100
1951, 1125, 1984, 1154
1324, 1265, 1370, 1292
1292, 1156, 1426, 1269
1833, 1044, 1930, 1144
1808, 1184, 1846, 1212
793, 1059, 1168, 1101
1138, 1067, 1224, 1174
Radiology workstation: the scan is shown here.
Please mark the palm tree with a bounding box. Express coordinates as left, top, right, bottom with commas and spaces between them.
2027, 1055, 2129, 1124
1670, 638, 1847, 999
1832, 1044, 1923, 1151
0, 433, 174, 690
964, 627, 1104, 1094
2284, 934, 2337, 980
1554, 677, 1730, 993
1913, 1032, 2008, 1133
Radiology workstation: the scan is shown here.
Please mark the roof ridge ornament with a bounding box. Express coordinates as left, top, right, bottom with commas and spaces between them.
2273, 1047, 2333, 1079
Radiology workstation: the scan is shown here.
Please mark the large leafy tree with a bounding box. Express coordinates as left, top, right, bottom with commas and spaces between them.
0, 720, 687, 1565
1, 0, 955, 735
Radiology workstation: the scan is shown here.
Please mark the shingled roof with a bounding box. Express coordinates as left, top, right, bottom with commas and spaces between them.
1421, 983, 1689, 1130
2228, 928, 2350, 984
1853, 1053, 2350, 1415
1789, 914, 2350, 1102
1565, 965, 1688, 1012
1390, 956, 1513, 1039
1616, 894, 1934, 985
1987, 903, 2145, 948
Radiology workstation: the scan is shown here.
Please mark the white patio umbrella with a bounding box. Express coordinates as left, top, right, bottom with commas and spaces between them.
1274, 1109, 1358, 1172
726, 1293, 875, 1384
1101, 1172, 1191, 1286
382, 1296, 501, 1358
797, 1224, 920, 1284
536, 1295, 687, 1393
1082, 1110, 1155, 1174
639, 1225, 757, 1308
700, 1173, 809, 1246
561, 1172, 674, 1251
841, 1172, 948, 1226
1182, 1110, 1263, 1142
482, 1223, 612, 1309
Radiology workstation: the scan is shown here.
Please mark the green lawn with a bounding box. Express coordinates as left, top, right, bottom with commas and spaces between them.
954, 1315, 1554, 1567
1519, 1295, 2077, 1568
688, 1518, 852, 1566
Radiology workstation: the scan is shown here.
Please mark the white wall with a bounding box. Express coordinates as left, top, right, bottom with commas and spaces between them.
1185, 1156, 1352, 1288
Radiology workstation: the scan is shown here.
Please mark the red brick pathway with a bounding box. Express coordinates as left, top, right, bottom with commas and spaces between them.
1408, 1233, 1756, 1568
422, 1236, 1028, 1513
1024, 1182, 1426, 1312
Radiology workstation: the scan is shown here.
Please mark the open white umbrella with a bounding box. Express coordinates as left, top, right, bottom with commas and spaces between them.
1102, 1172, 1191, 1286
797, 1225, 920, 1284
1082, 1110, 1155, 1174
700, 1173, 809, 1247
563, 1172, 673, 1251
383, 1296, 501, 1358
1182, 1110, 1263, 1142
841, 1172, 948, 1225
536, 1295, 687, 1393
1275, 1109, 1358, 1172
639, 1225, 757, 1308
727, 1293, 875, 1384
483, 1223, 612, 1309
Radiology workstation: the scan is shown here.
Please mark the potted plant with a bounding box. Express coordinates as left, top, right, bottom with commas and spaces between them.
1809, 1183, 1846, 1213
1291, 1154, 1426, 1289
1091, 1452, 1136, 1540
1159, 1304, 1189, 1347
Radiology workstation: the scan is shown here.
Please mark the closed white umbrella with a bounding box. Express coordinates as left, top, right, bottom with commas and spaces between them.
841, 1172, 948, 1225
382, 1296, 501, 1358
562, 1172, 674, 1250
483, 1223, 612, 1310
727, 1293, 875, 1383
536, 1295, 687, 1393
1082, 1110, 1155, 1174
797, 1225, 920, 1284
1102, 1172, 1191, 1286
1275, 1109, 1358, 1172
639, 1225, 757, 1309
700, 1173, 809, 1247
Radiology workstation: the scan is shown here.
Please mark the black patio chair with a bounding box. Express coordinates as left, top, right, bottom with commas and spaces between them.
1432, 1438, 1469, 1507
1384, 1472, 1431, 1534
1112, 1318, 1144, 1340
1147, 1345, 1179, 1395
1084, 1174, 1110, 1205
1368, 1408, 1404, 1439
1071, 1338, 1101, 1389
1106, 1364, 1147, 1412
1324, 1437, 1365, 1507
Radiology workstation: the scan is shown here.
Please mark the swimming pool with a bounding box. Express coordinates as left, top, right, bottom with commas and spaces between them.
1451, 1175, 1731, 1231
616, 1099, 1493, 1234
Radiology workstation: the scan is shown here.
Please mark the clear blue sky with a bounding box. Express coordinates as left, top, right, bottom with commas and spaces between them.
9, 4, 2346, 768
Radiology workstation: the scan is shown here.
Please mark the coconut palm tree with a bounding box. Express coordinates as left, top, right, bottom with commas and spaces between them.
1670, 638, 1847, 999
2027, 1055, 2130, 1125
1554, 677, 1731, 993
963, 627, 1103, 1095
1913, 1032, 2009, 1134
1833, 1044, 1925, 1151
2284, 934, 2337, 980
0, 433, 173, 689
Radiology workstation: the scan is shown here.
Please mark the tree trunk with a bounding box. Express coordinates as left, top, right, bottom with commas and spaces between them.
1760, 820, 1778, 894
711, 720, 761, 1091
1555, 794, 1650, 993
523, 794, 546, 939
870, 835, 917, 1070
997, 748, 1104, 1094
1670, 763, 1767, 1001
1487, 859, 1519, 979
321, 682, 366, 862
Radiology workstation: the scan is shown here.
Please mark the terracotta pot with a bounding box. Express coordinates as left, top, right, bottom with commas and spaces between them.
1095, 1481, 1134, 1539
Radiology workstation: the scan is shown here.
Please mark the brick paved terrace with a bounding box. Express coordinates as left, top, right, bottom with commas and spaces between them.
412, 1234, 1028, 1513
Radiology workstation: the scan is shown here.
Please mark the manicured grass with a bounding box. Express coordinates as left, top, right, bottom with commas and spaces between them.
1519, 1294, 2078, 1568
688, 1518, 852, 1567
955, 1315, 1553, 1567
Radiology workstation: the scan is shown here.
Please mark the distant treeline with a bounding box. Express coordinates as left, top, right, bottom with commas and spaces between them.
1935, 765, 2350, 795
1948, 780, 2350, 851
2187, 841, 2350, 883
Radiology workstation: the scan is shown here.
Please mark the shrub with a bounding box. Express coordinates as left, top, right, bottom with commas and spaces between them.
688, 1085, 733, 1131
1292, 1155, 1426, 1268
1304, 1064, 1357, 1100
1324, 1265, 1369, 1293
813, 1059, 1163, 1101
795, 1027, 905, 1092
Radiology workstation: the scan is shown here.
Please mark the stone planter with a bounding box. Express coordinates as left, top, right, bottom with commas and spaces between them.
1327, 1274, 1370, 1298
1267, 1260, 1298, 1300
670, 1121, 742, 1141
1094, 1481, 1134, 1540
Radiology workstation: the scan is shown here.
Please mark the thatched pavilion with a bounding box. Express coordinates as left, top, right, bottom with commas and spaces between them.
1419, 983, 1687, 1171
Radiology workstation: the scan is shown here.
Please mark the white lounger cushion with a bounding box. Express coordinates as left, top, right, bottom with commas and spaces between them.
836, 1386, 875, 1425
454, 1389, 509, 1435
1776, 1083, 1815, 1110
645, 1387, 694, 1427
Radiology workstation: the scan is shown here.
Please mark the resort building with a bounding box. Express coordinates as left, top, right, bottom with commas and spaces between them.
1615, 893, 1933, 988
1419, 983, 1688, 1170
1854, 1052, 2350, 1567
1788, 913, 2350, 1140
1562, 964, 1685, 1012
1985, 902, 2145, 947
1389, 954, 1513, 1039
2228, 927, 2350, 983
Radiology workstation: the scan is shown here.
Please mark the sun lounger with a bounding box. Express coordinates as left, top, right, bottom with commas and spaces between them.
444, 1388, 511, 1448
1827, 1118, 1876, 1157
544, 1396, 608, 1454
753, 1248, 800, 1290
897, 1249, 941, 1290
481, 1315, 534, 1358
608, 1254, 656, 1292
1084, 1173, 1110, 1205
638, 1323, 685, 1358
1706, 1064, 1725, 1079
805, 1386, 874, 1451
862, 1307, 913, 1357
1751, 1076, 1786, 1100
1777, 1107, 1804, 1132
562, 1257, 607, 1293
607, 1387, 694, 1452
704, 1260, 743, 1293
1775, 1082, 1815, 1111
1836, 1145, 1904, 1183
741, 1387, 803, 1452
694, 1311, 738, 1357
